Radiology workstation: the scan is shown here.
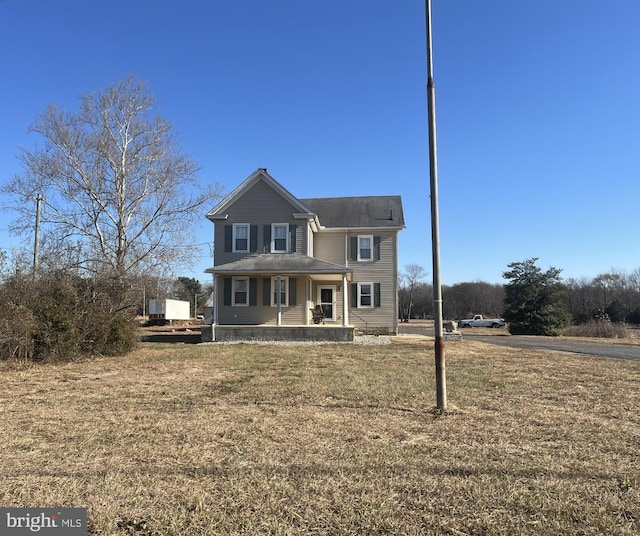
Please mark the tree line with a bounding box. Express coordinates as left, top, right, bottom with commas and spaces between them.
399, 260, 640, 330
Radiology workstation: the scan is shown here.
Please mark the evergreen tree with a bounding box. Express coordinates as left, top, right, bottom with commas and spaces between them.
503, 258, 570, 336
175, 277, 203, 316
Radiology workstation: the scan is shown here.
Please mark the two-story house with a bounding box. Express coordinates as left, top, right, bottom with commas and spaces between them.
203, 168, 405, 341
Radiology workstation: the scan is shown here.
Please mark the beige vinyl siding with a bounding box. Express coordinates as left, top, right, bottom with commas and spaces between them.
347, 230, 399, 333
214, 180, 308, 265
216, 276, 308, 325
312, 231, 347, 264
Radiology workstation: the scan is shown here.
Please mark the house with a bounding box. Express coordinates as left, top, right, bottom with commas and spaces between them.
203, 168, 405, 342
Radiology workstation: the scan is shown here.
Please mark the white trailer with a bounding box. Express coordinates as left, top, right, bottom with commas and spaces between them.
148, 299, 191, 324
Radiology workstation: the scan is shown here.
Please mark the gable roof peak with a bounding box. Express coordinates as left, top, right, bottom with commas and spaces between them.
206, 168, 313, 220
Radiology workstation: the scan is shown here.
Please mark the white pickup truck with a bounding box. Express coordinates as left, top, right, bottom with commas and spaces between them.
459, 315, 506, 328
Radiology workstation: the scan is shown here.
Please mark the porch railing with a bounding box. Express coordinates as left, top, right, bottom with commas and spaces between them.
348, 309, 369, 335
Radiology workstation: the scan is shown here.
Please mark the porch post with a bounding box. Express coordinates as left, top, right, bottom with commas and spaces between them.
307, 277, 312, 325
276, 275, 282, 326
211, 274, 218, 342
342, 273, 349, 326
212, 274, 218, 326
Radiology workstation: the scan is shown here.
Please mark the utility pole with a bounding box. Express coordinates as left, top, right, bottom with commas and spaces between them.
33, 193, 42, 280
425, 0, 447, 410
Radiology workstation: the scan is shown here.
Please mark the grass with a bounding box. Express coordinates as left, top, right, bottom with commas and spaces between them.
0, 337, 638, 535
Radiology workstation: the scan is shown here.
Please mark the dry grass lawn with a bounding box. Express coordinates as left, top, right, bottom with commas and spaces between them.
0, 337, 638, 535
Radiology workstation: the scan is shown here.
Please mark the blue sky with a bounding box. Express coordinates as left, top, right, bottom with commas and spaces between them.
1, 0, 638, 285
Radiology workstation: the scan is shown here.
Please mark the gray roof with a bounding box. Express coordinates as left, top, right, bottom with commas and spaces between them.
206, 253, 352, 275
300, 196, 405, 229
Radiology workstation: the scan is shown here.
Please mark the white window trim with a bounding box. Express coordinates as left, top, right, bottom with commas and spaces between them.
232, 276, 249, 306
271, 276, 289, 307
358, 282, 374, 308
357, 235, 373, 261
271, 223, 289, 253
233, 223, 250, 253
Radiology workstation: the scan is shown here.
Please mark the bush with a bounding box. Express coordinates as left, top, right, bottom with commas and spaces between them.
0, 303, 37, 360
563, 320, 630, 339
0, 272, 138, 361
73, 278, 138, 356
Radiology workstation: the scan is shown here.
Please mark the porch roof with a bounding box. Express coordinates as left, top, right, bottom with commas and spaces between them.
206, 253, 353, 276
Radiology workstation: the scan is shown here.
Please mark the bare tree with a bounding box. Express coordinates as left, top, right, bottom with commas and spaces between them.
399, 264, 427, 321
4, 75, 223, 282
0, 249, 7, 280
566, 269, 640, 323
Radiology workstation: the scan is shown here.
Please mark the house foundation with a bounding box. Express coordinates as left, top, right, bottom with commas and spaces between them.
201, 325, 354, 343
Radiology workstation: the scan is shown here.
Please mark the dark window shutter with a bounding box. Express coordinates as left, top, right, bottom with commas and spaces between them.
350, 237, 358, 261
289, 277, 297, 306
289, 224, 297, 253
374, 236, 381, 260
263, 225, 271, 252
250, 225, 258, 253
263, 277, 271, 306
224, 225, 232, 252
249, 278, 257, 306
374, 283, 381, 308
351, 283, 358, 308
223, 277, 232, 306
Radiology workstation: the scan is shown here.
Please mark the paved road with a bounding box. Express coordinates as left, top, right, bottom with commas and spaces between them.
463, 333, 640, 361
398, 324, 640, 361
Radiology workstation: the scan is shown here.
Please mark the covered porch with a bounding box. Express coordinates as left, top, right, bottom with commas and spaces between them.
204, 254, 354, 342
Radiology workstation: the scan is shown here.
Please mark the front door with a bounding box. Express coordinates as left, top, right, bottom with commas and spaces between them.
318, 286, 336, 322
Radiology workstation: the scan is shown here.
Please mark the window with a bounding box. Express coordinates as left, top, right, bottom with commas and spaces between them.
271, 223, 289, 253
358, 235, 373, 261
359, 282, 373, 308
350, 235, 380, 261
233, 224, 249, 252
271, 277, 288, 307
351, 282, 380, 308
233, 277, 248, 306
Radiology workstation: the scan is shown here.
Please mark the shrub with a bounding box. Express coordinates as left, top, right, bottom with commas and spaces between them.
0, 303, 37, 360
0, 271, 138, 361
563, 320, 630, 339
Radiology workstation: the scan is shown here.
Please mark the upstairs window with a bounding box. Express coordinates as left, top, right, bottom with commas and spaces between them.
350, 235, 381, 261
271, 223, 289, 253
358, 235, 373, 261
233, 224, 249, 252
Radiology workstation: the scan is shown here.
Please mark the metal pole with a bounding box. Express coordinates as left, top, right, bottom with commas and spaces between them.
33, 193, 42, 280
426, 0, 447, 410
